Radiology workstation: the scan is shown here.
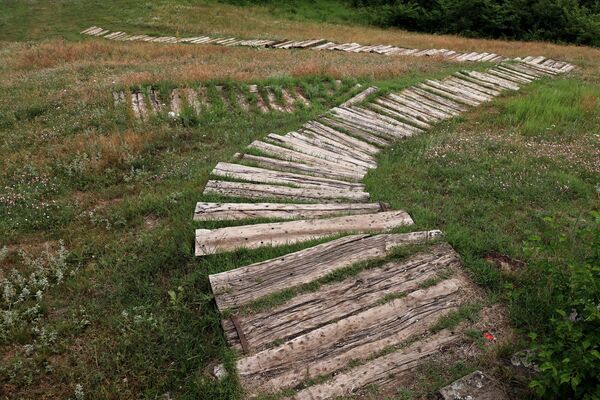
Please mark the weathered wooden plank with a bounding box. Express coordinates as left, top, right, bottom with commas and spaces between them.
445, 77, 502, 97
248, 141, 363, 179
170, 89, 183, 114
209, 230, 441, 310
211, 162, 365, 191
339, 86, 378, 107
369, 102, 432, 130
248, 85, 269, 112
319, 117, 391, 147
407, 88, 467, 112
496, 65, 537, 81
234, 153, 361, 182
238, 279, 462, 394
303, 120, 381, 155
267, 133, 372, 170
426, 80, 491, 106
375, 97, 441, 123
330, 108, 411, 139
462, 71, 520, 90
223, 244, 460, 351
350, 106, 424, 135
131, 92, 147, 121
194, 202, 384, 221
196, 210, 413, 256
288, 131, 376, 165
387, 92, 456, 119
488, 69, 532, 84
291, 328, 460, 400
436, 79, 495, 101
419, 83, 482, 107
453, 72, 509, 92
202, 180, 369, 204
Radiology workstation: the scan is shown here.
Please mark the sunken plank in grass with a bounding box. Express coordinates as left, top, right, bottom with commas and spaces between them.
290, 328, 460, 400
237, 279, 462, 394
196, 210, 413, 256
210, 162, 365, 191
222, 243, 460, 351
209, 230, 441, 310
203, 180, 368, 203
339, 86, 378, 107
194, 202, 384, 221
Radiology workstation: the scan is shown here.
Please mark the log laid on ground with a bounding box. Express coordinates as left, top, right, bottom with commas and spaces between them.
234, 153, 361, 182
288, 131, 376, 166
238, 279, 462, 394
291, 328, 461, 400
194, 202, 385, 221
339, 86, 378, 107
202, 180, 369, 204
196, 210, 413, 256
303, 120, 381, 155
210, 162, 365, 191
319, 117, 391, 147
209, 230, 442, 310
222, 244, 460, 351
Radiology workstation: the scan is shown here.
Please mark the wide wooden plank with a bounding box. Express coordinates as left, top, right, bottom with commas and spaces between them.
488, 69, 531, 84
339, 86, 378, 107
350, 105, 424, 134
194, 202, 384, 221
223, 244, 460, 351
196, 210, 413, 256
202, 180, 369, 204
209, 230, 441, 310
319, 117, 391, 147
330, 108, 411, 139
234, 153, 361, 181
248, 140, 364, 179
238, 279, 462, 394
211, 162, 365, 191
291, 328, 460, 400
436, 79, 494, 101
453, 72, 509, 92
420, 82, 484, 106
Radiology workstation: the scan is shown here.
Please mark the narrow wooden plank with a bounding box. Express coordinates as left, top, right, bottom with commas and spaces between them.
248, 140, 364, 179
196, 210, 413, 256
211, 162, 365, 191
131, 92, 147, 121
303, 120, 381, 155
350, 106, 424, 135
170, 89, 183, 114
194, 202, 383, 221
288, 131, 376, 165
330, 108, 410, 139
436, 79, 495, 101
420, 82, 484, 106
291, 328, 460, 400
248, 85, 269, 112
235, 153, 361, 181
209, 230, 441, 310
445, 77, 502, 97
419, 83, 482, 107
267, 133, 372, 171
462, 71, 520, 90
238, 279, 462, 394
339, 86, 378, 107
375, 96, 441, 123
496, 65, 537, 81
202, 180, 369, 205
387, 92, 455, 119
488, 69, 531, 84
319, 117, 391, 147
453, 72, 509, 92
223, 244, 460, 351
407, 88, 467, 112
369, 102, 432, 130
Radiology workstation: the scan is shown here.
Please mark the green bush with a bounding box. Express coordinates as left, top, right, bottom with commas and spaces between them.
529, 212, 600, 399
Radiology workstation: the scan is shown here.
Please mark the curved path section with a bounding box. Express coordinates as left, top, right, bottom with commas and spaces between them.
190, 59, 572, 398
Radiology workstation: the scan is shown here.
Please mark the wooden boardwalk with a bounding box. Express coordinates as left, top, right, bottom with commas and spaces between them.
184, 58, 574, 398
81, 26, 575, 72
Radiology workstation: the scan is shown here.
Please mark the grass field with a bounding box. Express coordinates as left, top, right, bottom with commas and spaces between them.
1, 1, 599, 399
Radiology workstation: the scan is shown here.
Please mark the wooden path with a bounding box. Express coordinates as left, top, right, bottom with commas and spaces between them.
186, 58, 574, 398
82, 26, 575, 72
114, 82, 353, 122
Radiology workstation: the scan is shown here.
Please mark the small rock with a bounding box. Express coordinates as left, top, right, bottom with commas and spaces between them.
439, 370, 508, 400
213, 364, 228, 380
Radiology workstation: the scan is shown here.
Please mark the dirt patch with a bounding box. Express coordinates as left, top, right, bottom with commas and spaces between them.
144, 214, 160, 230
485, 251, 526, 274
